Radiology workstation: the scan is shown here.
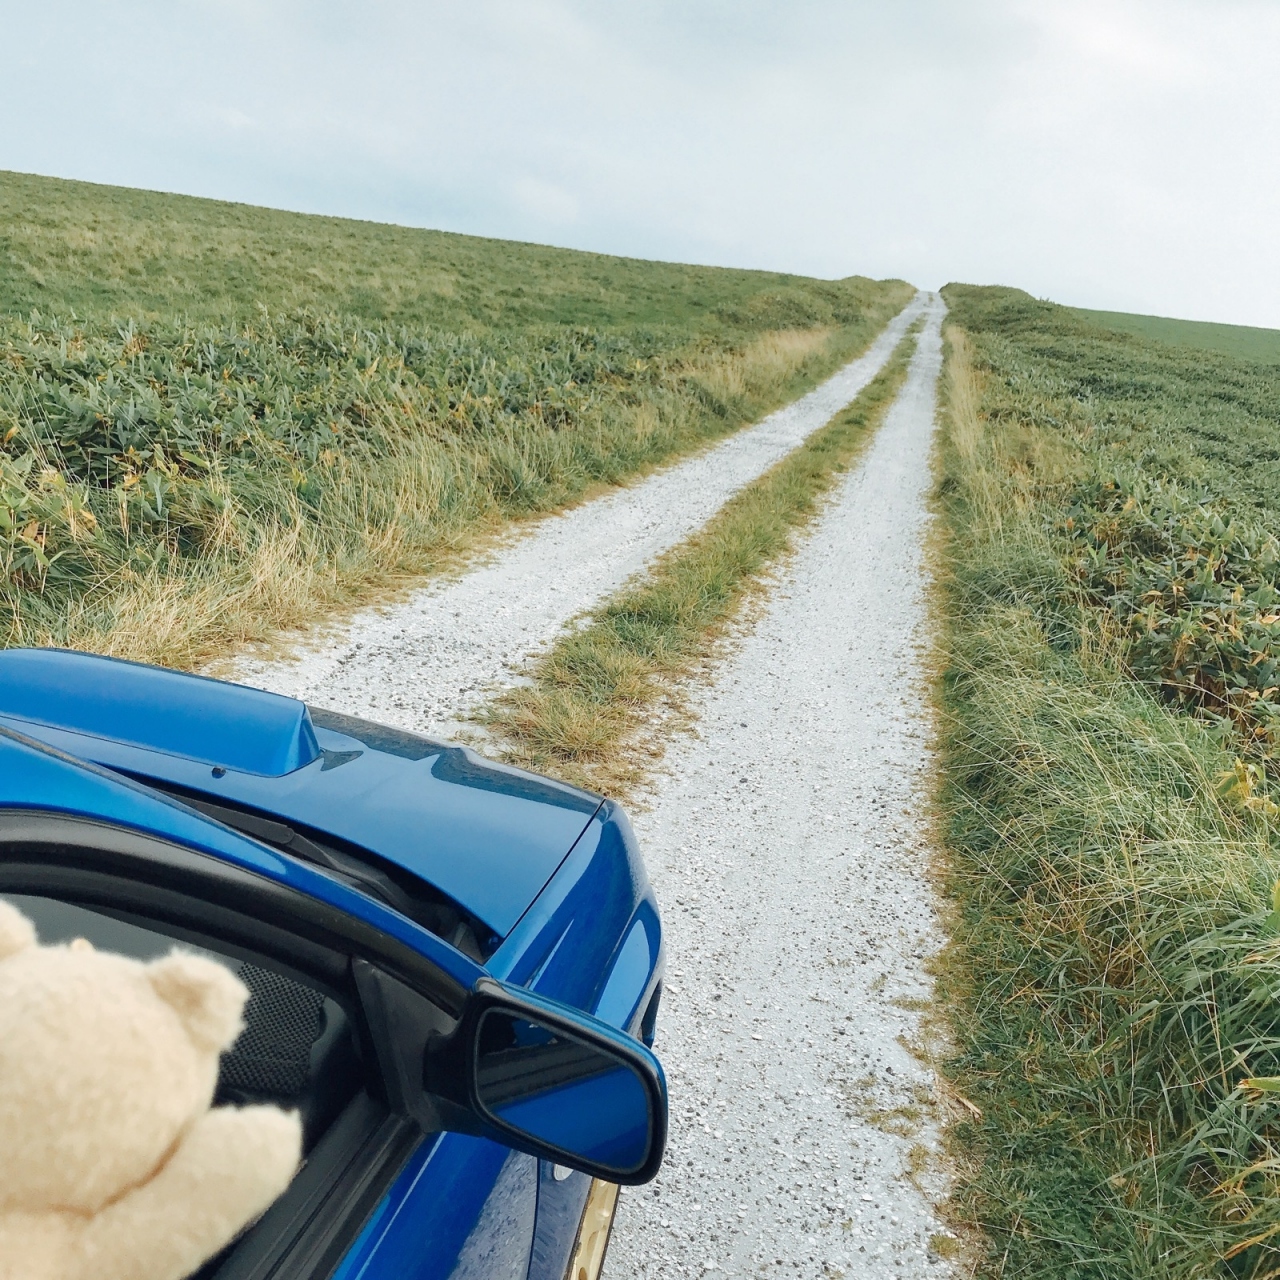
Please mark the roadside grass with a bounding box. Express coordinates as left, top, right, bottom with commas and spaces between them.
0, 170, 912, 667
4, 310, 883, 668
481, 327, 919, 796
934, 290, 1280, 1278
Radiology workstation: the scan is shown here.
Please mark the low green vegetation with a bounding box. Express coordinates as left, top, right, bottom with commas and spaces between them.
1074, 307, 1280, 365
0, 170, 911, 666
936, 286, 1280, 1278
484, 327, 919, 796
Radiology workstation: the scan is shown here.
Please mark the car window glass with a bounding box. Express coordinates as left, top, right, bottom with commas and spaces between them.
6, 892, 226, 964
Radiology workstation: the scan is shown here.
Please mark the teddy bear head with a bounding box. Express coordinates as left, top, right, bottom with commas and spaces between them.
0, 899, 251, 1215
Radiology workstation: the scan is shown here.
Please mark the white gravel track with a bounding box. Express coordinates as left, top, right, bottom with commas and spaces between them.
228, 293, 927, 732
224, 287, 952, 1276
606, 294, 952, 1279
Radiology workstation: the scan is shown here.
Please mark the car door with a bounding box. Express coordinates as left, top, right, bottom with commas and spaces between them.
329, 1137, 539, 1280
0, 733, 539, 1280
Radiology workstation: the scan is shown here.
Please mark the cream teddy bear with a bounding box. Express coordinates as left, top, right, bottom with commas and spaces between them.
0, 900, 303, 1280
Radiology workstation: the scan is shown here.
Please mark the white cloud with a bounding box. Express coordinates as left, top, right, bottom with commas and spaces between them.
512, 177, 580, 227
1020, 0, 1200, 81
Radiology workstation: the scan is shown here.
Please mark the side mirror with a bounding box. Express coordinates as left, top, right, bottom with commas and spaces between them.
425, 977, 667, 1185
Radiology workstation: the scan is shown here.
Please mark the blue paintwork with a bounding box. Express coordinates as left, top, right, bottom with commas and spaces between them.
491, 806, 663, 1026
331, 1136, 539, 1280
0, 649, 603, 937
0, 648, 321, 777
346, 804, 665, 1278
594, 919, 658, 1032
0, 727, 486, 992
0, 651, 665, 1280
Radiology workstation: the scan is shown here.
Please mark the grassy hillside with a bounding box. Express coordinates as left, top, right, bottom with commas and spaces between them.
936, 286, 1280, 1278
1074, 306, 1280, 364
0, 170, 911, 665
1, 170, 892, 335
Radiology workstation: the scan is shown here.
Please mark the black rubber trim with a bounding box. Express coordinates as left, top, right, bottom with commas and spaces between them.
206, 1093, 423, 1280
0, 811, 469, 1015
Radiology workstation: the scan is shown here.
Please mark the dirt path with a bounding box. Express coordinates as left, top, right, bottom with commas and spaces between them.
228, 294, 926, 733
605, 296, 953, 1278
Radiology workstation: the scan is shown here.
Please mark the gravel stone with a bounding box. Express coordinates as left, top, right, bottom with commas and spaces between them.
606, 295, 953, 1278
227, 293, 927, 734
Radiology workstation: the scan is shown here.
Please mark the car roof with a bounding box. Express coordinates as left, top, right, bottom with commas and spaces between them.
0, 649, 602, 937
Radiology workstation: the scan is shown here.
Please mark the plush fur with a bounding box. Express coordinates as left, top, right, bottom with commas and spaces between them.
0, 901, 302, 1280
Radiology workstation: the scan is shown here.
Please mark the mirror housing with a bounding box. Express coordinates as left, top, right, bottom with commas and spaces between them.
424, 977, 667, 1185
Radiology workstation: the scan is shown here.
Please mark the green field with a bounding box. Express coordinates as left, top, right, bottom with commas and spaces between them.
1, 170, 893, 333
937, 286, 1280, 1278
0, 170, 911, 666
1074, 306, 1280, 364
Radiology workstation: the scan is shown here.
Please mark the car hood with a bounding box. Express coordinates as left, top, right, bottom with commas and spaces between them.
0, 649, 602, 939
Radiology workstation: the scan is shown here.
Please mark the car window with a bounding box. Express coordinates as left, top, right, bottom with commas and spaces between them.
2, 892, 363, 1154
0, 810, 481, 1279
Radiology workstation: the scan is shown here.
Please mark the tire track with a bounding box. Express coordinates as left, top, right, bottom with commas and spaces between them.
227, 294, 928, 732
606, 296, 954, 1278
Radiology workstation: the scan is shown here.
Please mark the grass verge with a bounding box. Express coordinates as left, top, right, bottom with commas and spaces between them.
0, 171, 912, 667
935, 294, 1280, 1278
481, 326, 920, 796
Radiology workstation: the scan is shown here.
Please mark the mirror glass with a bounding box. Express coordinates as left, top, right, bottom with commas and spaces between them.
474, 1009, 652, 1175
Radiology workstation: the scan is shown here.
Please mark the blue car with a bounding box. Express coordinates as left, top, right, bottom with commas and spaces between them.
0, 647, 666, 1280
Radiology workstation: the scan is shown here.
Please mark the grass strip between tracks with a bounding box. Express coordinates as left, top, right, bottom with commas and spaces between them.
482, 325, 920, 796
934, 288, 1280, 1279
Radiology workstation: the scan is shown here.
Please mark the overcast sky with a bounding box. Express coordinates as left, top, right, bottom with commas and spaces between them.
6, 1, 1279, 327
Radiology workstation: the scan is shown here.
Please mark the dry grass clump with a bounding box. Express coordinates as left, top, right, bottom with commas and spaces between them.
696, 327, 834, 403
482, 330, 918, 797
934, 295, 1280, 1279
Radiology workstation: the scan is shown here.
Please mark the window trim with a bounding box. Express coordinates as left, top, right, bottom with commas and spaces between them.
0, 809, 469, 1014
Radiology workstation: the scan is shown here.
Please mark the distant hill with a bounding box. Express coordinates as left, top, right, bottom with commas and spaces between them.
0, 169, 892, 338
1073, 306, 1280, 364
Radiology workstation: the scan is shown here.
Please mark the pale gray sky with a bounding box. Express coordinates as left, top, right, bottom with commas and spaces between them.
6, 1, 1279, 327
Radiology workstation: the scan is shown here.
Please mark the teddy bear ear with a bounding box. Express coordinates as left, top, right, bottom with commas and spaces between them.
0, 900, 36, 959
147, 952, 249, 1052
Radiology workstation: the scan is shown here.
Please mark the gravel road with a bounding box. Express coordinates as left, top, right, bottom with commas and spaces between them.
224, 288, 952, 1276
605, 294, 953, 1278
228, 293, 927, 734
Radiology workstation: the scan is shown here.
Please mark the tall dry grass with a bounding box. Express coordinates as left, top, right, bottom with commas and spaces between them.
935, 316, 1280, 1279
695, 327, 834, 403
